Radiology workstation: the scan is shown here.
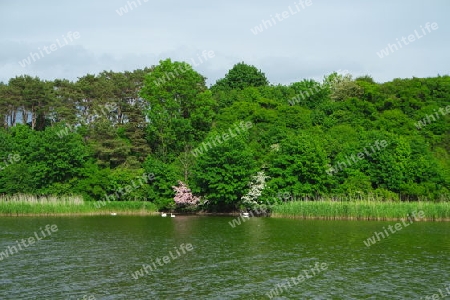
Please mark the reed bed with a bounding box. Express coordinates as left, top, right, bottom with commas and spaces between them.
0, 195, 158, 216
271, 200, 450, 221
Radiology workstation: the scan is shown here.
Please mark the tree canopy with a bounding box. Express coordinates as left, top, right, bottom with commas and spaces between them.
0, 61, 449, 211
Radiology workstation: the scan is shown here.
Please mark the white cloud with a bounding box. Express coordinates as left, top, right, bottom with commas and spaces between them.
0, 0, 449, 85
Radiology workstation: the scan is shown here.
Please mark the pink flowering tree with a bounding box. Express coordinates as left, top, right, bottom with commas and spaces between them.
172, 181, 200, 209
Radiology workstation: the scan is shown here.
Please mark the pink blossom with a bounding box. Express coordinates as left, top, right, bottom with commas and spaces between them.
172, 181, 200, 206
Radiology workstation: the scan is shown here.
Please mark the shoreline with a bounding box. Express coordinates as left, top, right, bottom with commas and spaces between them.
0, 211, 160, 217
269, 214, 450, 222
1, 213, 449, 221
270, 200, 450, 222
1, 199, 449, 221
1, 211, 450, 222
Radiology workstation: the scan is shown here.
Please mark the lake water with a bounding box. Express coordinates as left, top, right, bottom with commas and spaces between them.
0, 215, 449, 299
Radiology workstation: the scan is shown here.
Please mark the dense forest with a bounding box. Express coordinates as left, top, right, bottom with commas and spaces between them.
0, 60, 449, 211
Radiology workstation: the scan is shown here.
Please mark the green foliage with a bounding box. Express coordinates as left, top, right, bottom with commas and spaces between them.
0, 125, 89, 194
73, 162, 111, 201
0, 65, 449, 212
142, 155, 178, 209
288, 79, 327, 108
192, 137, 256, 211
266, 133, 332, 198
211, 62, 268, 95
329, 75, 364, 102
140, 59, 216, 161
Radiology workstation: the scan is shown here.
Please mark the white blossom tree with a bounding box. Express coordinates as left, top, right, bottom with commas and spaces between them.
241, 171, 269, 209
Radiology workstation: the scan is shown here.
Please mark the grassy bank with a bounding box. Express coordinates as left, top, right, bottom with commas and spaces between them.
271, 200, 450, 221
3, 195, 450, 220
0, 195, 158, 216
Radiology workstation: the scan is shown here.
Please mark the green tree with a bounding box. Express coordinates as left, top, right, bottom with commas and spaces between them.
140, 59, 215, 161
8, 75, 54, 130
142, 155, 179, 209
211, 62, 269, 93
87, 120, 131, 169
0, 125, 89, 194
192, 137, 256, 211
266, 133, 332, 198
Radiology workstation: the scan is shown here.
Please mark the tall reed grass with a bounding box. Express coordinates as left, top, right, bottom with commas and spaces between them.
271, 200, 450, 221
0, 194, 158, 216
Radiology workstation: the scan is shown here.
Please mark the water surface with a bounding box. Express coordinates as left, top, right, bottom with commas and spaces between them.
0, 216, 449, 299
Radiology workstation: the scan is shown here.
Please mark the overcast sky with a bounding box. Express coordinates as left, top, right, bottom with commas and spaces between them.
0, 0, 448, 86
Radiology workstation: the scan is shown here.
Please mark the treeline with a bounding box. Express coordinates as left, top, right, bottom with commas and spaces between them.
0, 60, 449, 211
